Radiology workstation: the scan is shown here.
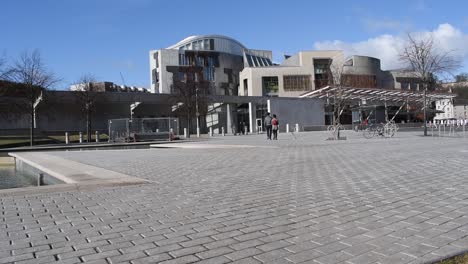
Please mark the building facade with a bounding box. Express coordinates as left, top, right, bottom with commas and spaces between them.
240, 51, 344, 97
240, 54, 427, 98
149, 35, 271, 96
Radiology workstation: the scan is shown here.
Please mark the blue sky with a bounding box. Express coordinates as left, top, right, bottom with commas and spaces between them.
2, 0, 468, 89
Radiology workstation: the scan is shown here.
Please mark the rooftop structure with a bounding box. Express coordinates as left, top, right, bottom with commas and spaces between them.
149, 34, 272, 95
69, 82, 148, 93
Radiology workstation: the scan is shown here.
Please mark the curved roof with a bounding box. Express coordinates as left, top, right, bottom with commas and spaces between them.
167, 35, 247, 56
168, 34, 246, 49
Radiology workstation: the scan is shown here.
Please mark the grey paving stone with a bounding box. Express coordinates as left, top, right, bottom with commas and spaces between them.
225, 247, 263, 261
253, 248, 292, 263
3, 132, 468, 264
168, 245, 206, 258
131, 252, 172, 263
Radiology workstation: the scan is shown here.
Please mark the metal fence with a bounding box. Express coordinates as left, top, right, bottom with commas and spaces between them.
108, 118, 179, 142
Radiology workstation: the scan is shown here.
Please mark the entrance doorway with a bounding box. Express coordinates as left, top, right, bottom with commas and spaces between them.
256, 119, 263, 132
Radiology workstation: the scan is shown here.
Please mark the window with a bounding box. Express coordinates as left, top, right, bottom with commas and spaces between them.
262, 77, 279, 96
243, 79, 248, 95
203, 39, 209, 50
209, 39, 214, 50
283, 75, 312, 91
192, 40, 201, 50
313, 59, 331, 88
342, 74, 377, 88
152, 69, 158, 84
203, 67, 214, 81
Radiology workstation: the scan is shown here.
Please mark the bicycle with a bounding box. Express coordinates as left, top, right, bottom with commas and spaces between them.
364, 122, 398, 139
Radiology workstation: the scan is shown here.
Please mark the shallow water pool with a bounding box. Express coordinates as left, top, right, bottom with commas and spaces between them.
0, 165, 37, 189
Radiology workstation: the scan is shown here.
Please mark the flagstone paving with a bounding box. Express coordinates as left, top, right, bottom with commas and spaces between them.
2, 131, 468, 264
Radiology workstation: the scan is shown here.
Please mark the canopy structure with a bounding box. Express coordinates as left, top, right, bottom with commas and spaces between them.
299, 86, 456, 104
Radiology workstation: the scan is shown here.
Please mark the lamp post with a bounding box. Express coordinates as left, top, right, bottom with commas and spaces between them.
423, 86, 427, 136
196, 87, 200, 137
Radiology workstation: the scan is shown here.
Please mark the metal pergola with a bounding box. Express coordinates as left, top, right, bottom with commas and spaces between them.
299, 86, 456, 103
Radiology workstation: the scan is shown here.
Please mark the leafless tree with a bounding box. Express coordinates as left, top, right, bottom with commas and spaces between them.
328, 55, 347, 125
71, 74, 100, 142
0, 55, 8, 80
455, 73, 468, 83
169, 66, 210, 137
399, 33, 461, 135
6, 50, 60, 146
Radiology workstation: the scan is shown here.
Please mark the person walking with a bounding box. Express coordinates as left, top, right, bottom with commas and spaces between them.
264, 112, 272, 140
272, 114, 279, 140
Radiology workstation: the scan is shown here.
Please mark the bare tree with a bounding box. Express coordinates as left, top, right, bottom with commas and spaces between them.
399, 33, 461, 136
328, 55, 346, 126
71, 74, 100, 142
455, 73, 468, 83
0, 55, 7, 80
6, 50, 60, 146
169, 66, 210, 137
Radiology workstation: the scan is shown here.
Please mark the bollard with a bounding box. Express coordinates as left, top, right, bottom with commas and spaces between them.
295, 124, 299, 133
79, 132, 83, 143
222, 127, 225, 136
286, 124, 289, 133
244, 126, 248, 135
95, 131, 100, 142
197, 127, 200, 138
184, 128, 187, 138
209, 127, 213, 137
38, 173, 44, 186
156, 129, 159, 133
65, 132, 70, 144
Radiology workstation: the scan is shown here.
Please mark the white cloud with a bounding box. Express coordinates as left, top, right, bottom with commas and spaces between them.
314, 23, 468, 71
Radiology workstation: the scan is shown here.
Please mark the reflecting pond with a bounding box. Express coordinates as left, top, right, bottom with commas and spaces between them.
0, 165, 37, 189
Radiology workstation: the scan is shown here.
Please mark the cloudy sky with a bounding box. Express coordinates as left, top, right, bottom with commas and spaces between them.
314, 23, 468, 71
1, 0, 468, 89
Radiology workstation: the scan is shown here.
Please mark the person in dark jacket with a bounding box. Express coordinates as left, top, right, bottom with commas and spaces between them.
264, 112, 272, 140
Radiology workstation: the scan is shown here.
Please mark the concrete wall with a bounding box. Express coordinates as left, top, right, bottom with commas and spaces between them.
343, 56, 381, 76
239, 50, 345, 98
281, 53, 300, 66
150, 49, 179, 94
269, 98, 325, 131
215, 53, 244, 95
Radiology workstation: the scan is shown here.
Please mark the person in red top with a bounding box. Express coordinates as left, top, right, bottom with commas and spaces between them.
272, 114, 279, 140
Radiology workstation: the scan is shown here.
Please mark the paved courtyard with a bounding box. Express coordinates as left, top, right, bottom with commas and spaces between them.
2, 131, 468, 264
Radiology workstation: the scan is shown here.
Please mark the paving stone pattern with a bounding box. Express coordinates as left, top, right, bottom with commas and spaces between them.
2, 131, 468, 263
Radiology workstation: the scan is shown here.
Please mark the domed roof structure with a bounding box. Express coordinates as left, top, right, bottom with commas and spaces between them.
167, 34, 247, 56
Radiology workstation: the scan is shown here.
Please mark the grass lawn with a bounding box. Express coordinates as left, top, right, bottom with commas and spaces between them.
49, 134, 109, 142
0, 133, 109, 148
0, 136, 55, 147
438, 254, 468, 264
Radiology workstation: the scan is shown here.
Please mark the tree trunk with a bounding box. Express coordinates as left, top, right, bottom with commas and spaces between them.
30, 103, 34, 147
186, 112, 191, 137
30, 86, 34, 147
423, 87, 427, 136
86, 110, 91, 142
